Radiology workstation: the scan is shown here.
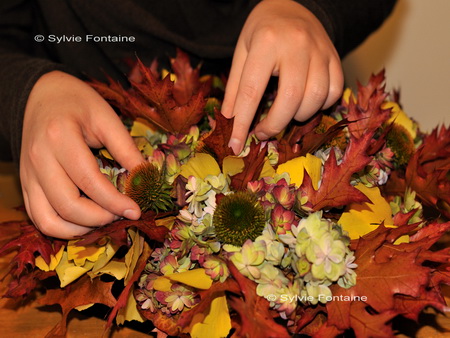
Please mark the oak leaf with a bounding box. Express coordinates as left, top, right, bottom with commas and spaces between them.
301, 133, 373, 211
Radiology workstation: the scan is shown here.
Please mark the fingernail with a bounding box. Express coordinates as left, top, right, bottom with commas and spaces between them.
228, 137, 242, 155
123, 209, 140, 220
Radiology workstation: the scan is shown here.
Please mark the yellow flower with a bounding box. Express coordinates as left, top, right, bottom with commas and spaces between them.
276, 154, 322, 190
338, 183, 408, 243
383, 102, 417, 140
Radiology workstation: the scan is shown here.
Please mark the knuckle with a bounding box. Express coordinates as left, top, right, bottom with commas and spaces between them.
239, 83, 259, 101
45, 117, 66, 143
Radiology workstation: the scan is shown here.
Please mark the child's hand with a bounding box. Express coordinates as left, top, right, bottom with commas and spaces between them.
222, 0, 344, 154
20, 71, 145, 239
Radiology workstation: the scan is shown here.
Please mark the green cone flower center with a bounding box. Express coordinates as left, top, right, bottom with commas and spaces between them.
213, 191, 266, 247
125, 162, 173, 212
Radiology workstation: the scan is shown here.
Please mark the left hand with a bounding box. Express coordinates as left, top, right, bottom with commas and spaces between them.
222, 0, 344, 154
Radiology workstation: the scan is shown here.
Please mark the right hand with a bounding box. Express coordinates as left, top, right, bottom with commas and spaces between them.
20, 71, 145, 239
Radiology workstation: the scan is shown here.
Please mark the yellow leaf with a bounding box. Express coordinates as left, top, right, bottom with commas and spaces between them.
75, 304, 94, 311
99, 149, 114, 160
88, 260, 127, 280
91, 240, 119, 273
343, 88, 355, 104
124, 228, 144, 285
116, 285, 145, 325
259, 158, 276, 179
222, 156, 244, 177
55, 251, 94, 287
67, 239, 106, 266
276, 154, 322, 190
383, 102, 417, 139
189, 292, 231, 338
130, 119, 155, 137
35, 245, 65, 272
180, 153, 221, 180
154, 268, 213, 292
338, 183, 409, 243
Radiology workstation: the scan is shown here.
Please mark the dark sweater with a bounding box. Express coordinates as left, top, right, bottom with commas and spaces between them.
0, 0, 397, 162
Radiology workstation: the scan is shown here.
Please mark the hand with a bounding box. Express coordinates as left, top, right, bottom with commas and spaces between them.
222, 0, 344, 154
20, 71, 145, 239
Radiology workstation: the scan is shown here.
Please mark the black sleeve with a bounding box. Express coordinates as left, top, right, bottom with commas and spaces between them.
296, 0, 397, 57
0, 0, 67, 162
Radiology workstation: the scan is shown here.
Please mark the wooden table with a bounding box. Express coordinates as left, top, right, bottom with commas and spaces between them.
1, 162, 449, 337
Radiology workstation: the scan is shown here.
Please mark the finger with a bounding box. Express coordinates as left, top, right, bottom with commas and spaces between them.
222, 39, 247, 118
92, 110, 145, 171
322, 57, 344, 109
294, 58, 330, 121
36, 158, 120, 226
56, 129, 141, 220
24, 182, 93, 239
254, 58, 308, 140
227, 46, 275, 154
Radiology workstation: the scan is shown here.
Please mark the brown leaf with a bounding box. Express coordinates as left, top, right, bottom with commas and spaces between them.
202, 110, 235, 165
39, 275, 117, 337
226, 261, 290, 338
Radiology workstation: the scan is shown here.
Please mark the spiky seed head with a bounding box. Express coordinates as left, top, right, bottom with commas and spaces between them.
386, 124, 415, 167
125, 162, 173, 212
213, 191, 266, 247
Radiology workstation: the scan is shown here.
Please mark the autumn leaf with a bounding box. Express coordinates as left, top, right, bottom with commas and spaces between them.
76, 211, 171, 247
343, 70, 391, 139
38, 274, 117, 337
202, 110, 235, 165
3, 269, 55, 298
301, 133, 373, 211
318, 220, 450, 336
230, 141, 268, 191
385, 125, 450, 218
0, 221, 64, 277
226, 261, 290, 338
90, 50, 207, 134
106, 242, 152, 328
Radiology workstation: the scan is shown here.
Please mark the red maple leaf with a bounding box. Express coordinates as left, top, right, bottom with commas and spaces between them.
38, 274, 117, 337
318, 220, 450, 336
301, 132, 373, 211
0, 221, 64, 277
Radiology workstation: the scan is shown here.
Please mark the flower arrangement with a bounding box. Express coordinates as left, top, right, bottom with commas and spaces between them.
1, 50, 449, 337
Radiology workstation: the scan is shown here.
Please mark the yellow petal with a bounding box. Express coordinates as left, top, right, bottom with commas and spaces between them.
276, 154, 322, 189
56, 251, 94, 287
116, 285, 145, 325
339, 183, 395, 240
383, 102, 417, 139
222, 156, 244, 177
189, 292, 231, 338
154, 268, 213, 292
180, 153, 221, 180
35, 245, 65, 272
